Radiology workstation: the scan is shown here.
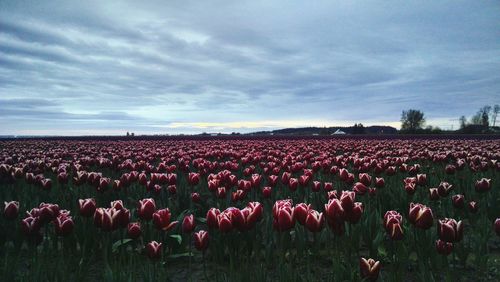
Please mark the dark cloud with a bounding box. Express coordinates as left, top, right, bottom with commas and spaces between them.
0, 0, 499, 135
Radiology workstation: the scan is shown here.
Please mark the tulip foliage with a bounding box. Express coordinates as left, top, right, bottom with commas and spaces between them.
0, 138, 499, 281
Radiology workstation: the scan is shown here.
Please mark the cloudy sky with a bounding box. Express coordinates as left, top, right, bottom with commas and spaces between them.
1, 1, 499, 135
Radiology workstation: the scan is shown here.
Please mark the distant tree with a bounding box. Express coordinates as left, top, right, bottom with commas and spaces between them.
479, 106, 491, 127
401, 109, 425, 132
471, 112, 482, 125
492, 104, 499, 127
459, 115, 467, 130
352, 123, 366, 134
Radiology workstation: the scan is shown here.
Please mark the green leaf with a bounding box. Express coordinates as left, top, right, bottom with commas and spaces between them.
167, 252, 193, 259
196, 217, 207, 223
112, 239, 133, 253
169, 234, 182, 244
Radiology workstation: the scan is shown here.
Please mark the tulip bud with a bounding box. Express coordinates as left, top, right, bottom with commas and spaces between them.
191, 192, 201, 203
325, 198, 345, 221
312, 181, 321, 192
384, 211, 404, 241
435, 239, 453, 255
288, 178, 298, 191
194, 230, 209, 251
346, 202, 364, 224
474, 178, 491, 193
188, 172, 200, 186
429, 188, 440, 201
438, 218, 463, 242
368, 187, 377, 197
206, 208, 220, 229
409, 203, 434, 230
272, 200, 295, 231
217, 213, 233, 233
294, 203, 311, 225
468, 201, 478, 213
152, 208, 177, 231
304, 210, 324, 233
416, 174, 427, 186
437, 182, 453, 197
21, 216, 41, 236
353, 182, 367, 195
41, 178, 52, 190
127, 222, 141, 239
340, 190, 356, 211
145, 241, 162, 260
359, 173, 372, 186
445, 165, 456, 175
4, 201, 19, 220
262, 187, 272, 198
182, 214, 195, 233
374, 177, 385, 188
54, 214, 74, 236
494, 218, 500, 237
451, 194, 464, 209
360, 257, 381, 281
324, 182, 333, 192
137, 198, 156, 221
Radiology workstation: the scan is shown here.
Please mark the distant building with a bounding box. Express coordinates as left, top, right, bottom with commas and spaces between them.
332, 129, 346, 135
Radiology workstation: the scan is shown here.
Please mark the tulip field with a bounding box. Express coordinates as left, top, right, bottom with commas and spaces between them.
0, 138, 499, 281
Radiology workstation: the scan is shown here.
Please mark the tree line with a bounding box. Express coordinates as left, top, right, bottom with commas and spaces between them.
400, 105, 499, 134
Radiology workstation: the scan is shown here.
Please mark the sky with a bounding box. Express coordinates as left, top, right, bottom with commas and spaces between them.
1, 1, 499, 135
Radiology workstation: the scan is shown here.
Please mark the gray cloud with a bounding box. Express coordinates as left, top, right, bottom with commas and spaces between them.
0, 0, 499, 135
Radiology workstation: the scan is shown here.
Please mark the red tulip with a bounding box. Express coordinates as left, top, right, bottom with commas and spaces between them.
281, 172, 291, 185
191, 192, 201, 203
383, 211, 403, 240
409, 203, 434, 230
152, 208, 178, 231
145, 241, 162, 260
216, 187, 227, 199
288, 178, 298, 191
494, 218, 500, 237
340, 190, 355, 211
110, 200, 124, 210
353, 182, 367, 195
435, 239, 453, 255
217, 212, 233, 233
345, 202, 363, 224
451, 194, 465, 209
262, 186, 272, 198
475, 178, 491, 193
416, 174, 427, 186
429, 188, 439, 201
41, 178, 52, 190
94, 208, 121, 231
438, 218, 463, 242
374, 177, 385, 188
57, 172, 68, 184
21, 216, 41, 236
328, 190, 338, 200
304, 209, 324, 233
385, 166, 396, 175
437, 182, 453, 197
339, 168, 349, 182
4, 201, 19, 220
294, 203, 311, 225
272, 200, 295, 231
324, 182, 333, 192
188, 172, 200, 186
368, 187, 377, 197
38, 203, 60, 223
54, 214, 74, 236
312, 181, 321, 192
268, 175, 278, 187
468, 201, 478, 213
359, 173, 372, 186
137, 198, 156, 221
194, 230, 209, 251
182, 214, 195, 233
404, 182, 416, 195
128, 222, 142, 239
206, 208, 220, 229
325, 198, 345, 221
360, 257, 381, 281
445, 164, 456, 175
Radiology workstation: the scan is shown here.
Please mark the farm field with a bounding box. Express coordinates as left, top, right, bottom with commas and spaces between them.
1, 138, 499, 281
